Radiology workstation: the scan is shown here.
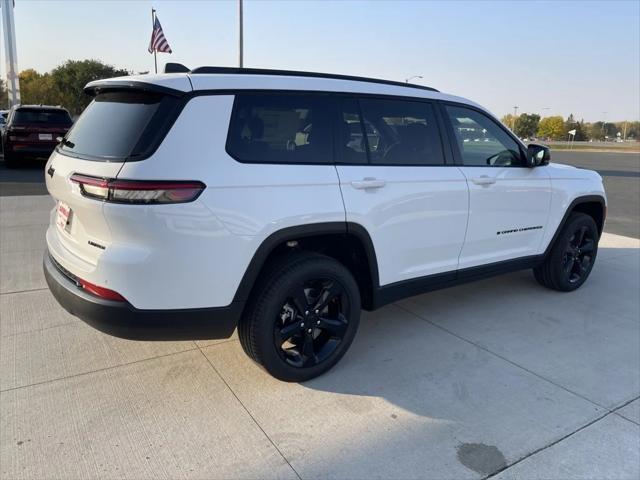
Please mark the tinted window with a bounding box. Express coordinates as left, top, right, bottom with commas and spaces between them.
358, 98, 444, 165
13, 108, 72, 126
337, 98, 367, 164
445, 105, 523, 167
227, 94, 333, 164
60, 91, 178, 160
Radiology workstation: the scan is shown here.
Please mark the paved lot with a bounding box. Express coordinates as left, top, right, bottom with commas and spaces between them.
0, 155, 639, 479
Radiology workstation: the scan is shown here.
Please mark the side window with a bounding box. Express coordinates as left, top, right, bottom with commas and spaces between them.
359, 98, 444, 166
445, 105, 523, 167
337, 98, 368, 164
227, 93, 334, 164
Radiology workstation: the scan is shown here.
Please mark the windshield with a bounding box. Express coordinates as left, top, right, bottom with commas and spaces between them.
60, 90, 179, 161
13, 109, 72, 126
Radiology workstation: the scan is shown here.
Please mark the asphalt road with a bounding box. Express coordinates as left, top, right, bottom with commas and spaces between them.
553, 151, 640, 239
0, 150, 638, 237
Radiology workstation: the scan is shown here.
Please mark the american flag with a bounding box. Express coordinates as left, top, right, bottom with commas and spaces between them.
148, 16, 172, 54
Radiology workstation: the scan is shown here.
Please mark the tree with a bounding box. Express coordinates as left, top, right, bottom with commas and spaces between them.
537, 116, 566, 140
51, 59, 129, 115
589, 121, 617, 140
564, 114, 589, 141
500, 114, 516, 130
19, 69, 63, 106
514, 113, 540, 139
573, 120, 588, 141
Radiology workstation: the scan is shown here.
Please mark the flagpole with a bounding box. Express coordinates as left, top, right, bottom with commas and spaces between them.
151, 8, 157, 74
238, 0, 243, 68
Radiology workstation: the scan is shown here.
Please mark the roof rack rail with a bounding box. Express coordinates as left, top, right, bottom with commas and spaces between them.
189, 66, 439, 92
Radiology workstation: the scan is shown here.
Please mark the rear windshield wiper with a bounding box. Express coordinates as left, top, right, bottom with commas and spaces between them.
58, 137, 75, 149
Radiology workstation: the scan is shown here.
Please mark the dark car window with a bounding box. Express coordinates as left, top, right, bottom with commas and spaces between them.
337, 98, 368, 164
227, 93, 334, 164
60, 91, 179, 160
358, 98, 444, 166
445, 105, 523, 167
13, 108, 72, 126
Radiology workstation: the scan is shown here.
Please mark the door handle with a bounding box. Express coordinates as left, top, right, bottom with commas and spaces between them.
351, 178, 386, 190
471, 175, 496, 186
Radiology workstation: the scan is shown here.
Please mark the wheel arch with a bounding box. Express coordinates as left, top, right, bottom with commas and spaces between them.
232, 222, 380, 310
544, 195, 606, 257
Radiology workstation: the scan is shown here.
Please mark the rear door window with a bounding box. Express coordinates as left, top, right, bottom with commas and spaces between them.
59, 91, 179, 161
357, 98, 444, 166
227, 93, 334, 164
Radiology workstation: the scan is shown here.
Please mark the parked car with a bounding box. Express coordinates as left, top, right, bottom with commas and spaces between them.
43, 67, 607, 381
0, 110, 8, 144
2, 105, 73, 167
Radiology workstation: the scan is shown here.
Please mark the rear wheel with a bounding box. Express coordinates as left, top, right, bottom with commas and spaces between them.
3, 149, 17, 168
239, 253, 361, 382
534, 212, 599, 291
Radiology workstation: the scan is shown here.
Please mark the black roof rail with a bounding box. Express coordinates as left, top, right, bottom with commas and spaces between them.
188, 66, 439, 92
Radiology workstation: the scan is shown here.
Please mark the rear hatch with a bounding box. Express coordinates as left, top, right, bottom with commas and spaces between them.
8, 108, 72, 148
45, 80, 189, 267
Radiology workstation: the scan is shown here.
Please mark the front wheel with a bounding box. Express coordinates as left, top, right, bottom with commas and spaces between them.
534, 212, 599, 291
239, 253, 361, 382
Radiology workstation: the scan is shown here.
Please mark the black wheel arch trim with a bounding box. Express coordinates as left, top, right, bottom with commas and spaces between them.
543, 195, 606, 258
231, 222, 380, 305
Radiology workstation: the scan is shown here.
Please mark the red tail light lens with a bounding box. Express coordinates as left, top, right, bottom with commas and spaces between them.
70, 174, 205, 204
79, 278, 126, 302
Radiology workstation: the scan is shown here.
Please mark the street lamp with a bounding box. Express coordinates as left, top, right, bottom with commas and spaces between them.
405, 75, 423, 83
512, 106, 519, 130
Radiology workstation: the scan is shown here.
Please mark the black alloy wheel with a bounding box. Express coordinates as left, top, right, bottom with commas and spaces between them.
562, 225, 596, 284
238, 253, 361, 382
275, 278, 349, 368
533, 212, 599, 292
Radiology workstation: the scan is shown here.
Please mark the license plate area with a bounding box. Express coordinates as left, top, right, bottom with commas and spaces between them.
39, 133, 53, 141
56, 201, 73, 233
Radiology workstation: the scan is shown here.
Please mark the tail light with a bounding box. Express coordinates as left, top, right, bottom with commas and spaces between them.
70, 174, 205, 204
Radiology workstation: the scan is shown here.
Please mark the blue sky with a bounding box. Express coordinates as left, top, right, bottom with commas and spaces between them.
3, 0, 639, 121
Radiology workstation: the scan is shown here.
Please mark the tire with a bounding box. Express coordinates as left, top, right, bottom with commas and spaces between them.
534, 212, 599, 292
238, 252, 361, 382
3, 149, 17, 168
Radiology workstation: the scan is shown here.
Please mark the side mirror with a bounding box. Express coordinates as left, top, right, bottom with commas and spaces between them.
526, 143, 551, 167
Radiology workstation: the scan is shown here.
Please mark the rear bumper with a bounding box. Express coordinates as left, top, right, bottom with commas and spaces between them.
6, 143, 56, 157
43, 251, 240, 340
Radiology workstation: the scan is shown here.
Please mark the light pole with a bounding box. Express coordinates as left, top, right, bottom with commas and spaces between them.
512, 106, 519, 130
238, 0, 243, 68
405, 75, 423, 83
601, 111, 608, 140
1, 0, 21, 107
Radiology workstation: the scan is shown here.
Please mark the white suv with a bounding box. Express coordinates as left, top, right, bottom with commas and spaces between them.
44, 67, 606, 381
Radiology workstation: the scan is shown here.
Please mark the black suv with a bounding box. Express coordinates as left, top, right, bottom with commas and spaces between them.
2, 105, 73, 168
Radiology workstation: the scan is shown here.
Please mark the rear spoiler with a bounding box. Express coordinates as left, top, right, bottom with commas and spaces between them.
83, 80, 186, 97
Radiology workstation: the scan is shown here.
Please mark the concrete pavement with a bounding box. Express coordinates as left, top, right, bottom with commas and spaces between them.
0, 195, 638, 479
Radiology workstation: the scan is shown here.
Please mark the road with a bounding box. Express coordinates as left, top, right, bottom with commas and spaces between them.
1, 150, 638, 237
553, 151, 640, 239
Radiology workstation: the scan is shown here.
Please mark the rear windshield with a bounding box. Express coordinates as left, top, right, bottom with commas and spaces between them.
59, 91, 179, 161
13, 108, 72, 126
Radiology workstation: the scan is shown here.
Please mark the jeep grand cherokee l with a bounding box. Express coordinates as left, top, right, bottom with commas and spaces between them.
43, 67, 606, 381
2, 105, 73, 167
